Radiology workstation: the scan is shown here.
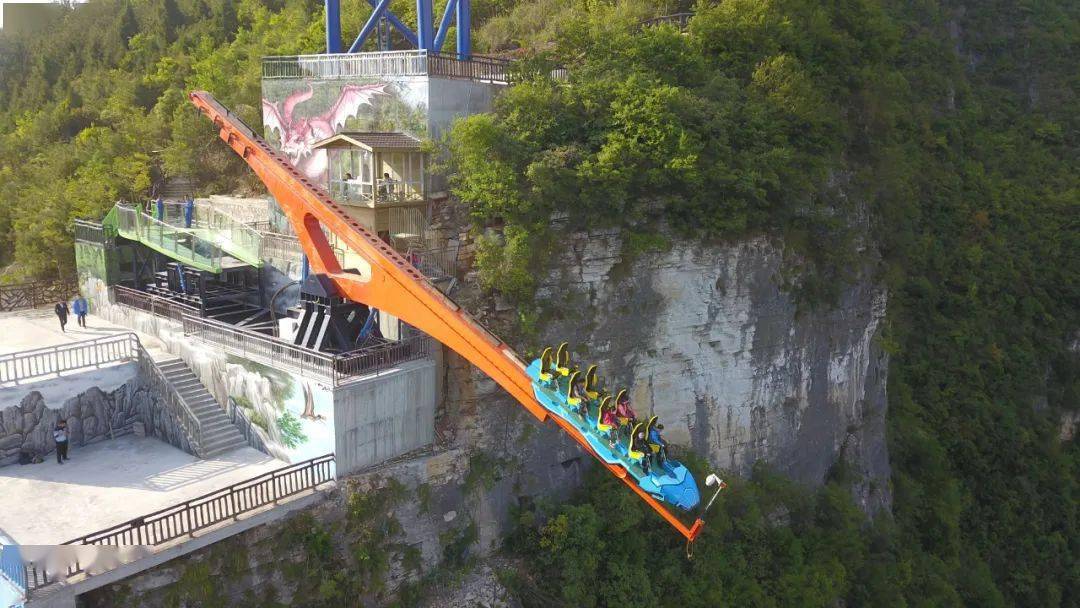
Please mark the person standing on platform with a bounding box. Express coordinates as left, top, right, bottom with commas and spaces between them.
54, 300, 69, 332
53, 419, 69, 464
72, 295, 88, 328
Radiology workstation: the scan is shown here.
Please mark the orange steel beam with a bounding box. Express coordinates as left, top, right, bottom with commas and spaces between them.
188, 91, 704, 542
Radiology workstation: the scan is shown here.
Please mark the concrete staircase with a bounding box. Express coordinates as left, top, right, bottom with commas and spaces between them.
157, 358, 246, 458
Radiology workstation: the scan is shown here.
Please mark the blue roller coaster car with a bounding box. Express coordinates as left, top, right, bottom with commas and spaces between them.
526, 349, 700, 511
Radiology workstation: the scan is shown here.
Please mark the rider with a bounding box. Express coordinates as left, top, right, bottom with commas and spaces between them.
615, 391, 637, 436
631, 427, 651, 475
570, 375, 589, 417
648, 422, 669, 468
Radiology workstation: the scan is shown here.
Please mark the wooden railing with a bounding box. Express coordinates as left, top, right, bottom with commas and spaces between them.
64, 454, 334, 546
0, 279, 78, 312
111, 285, 200, 322
0, 333, 139, 385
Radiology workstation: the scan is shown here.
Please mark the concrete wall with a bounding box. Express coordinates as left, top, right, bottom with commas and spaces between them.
334, 359, 437, 474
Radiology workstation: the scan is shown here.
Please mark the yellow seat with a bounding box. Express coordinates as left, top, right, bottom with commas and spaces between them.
538, 346, 554, 382
555, 342, 571, 376
627, 422, 646, 461
596, 396, 613, 432
584, 365, 600, 399
566, 370, 583, 407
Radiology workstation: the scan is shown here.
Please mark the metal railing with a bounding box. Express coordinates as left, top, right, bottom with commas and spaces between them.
262, 50, 512, 85
182, 314, 431, 385
263, 50, 429, 79
74, 219, 109, 246
406, 244, 458, 282
111, 285, 200, 322
137, 349, 205, 456
334, 334, 432, 378
0, 333, 139, 384
153, 201, 264, 267
0, 544, 27, 599
258, 231, 305, 265
114, 204, 224, 272
429, 52, 510, 84
641, 12, 695, 30
225, 397, 269, 454
64, 454, 334, 546
0, 279, 78, 312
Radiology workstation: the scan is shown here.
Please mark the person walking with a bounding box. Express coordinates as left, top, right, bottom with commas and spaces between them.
72, 295, 88, 328
53, 419, 69, 464
54, 300, 70, 332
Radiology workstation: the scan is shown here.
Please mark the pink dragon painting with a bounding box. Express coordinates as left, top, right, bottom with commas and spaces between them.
262, 83, 387, 181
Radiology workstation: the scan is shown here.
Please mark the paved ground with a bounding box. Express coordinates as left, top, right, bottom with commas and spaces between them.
0, 308, 166, 356
0, 435, 285, 545
0, 309, 168, 405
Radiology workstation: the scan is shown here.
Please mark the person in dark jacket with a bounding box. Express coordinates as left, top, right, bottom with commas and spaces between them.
54, 301, 69, 332
72, 296, 88, 328
53, 419, 69, 464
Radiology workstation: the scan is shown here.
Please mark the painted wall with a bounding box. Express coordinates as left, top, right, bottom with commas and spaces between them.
333, 358, 437, 474
225, 358, 336, 464
260, 75, 429, 184
260, 72, 503, 192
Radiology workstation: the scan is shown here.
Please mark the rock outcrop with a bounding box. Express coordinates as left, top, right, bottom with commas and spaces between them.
450, 228, 891, 514
0, 376, 196, 465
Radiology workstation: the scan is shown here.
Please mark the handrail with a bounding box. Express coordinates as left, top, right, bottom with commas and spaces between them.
0, 331, 206, 456
23, 455, 335, 596
153, 200, 264, 267
0, 333, 139, 384
74, 219, 109, 246
111, 285, 200, 322
0, 279, 78, 312
136, 349, 204, 456
113, 204, 224, 273
64, 454, 334, 546
0, 544, 27, 599
261, 50, 512, 85
181, 314, 431, 386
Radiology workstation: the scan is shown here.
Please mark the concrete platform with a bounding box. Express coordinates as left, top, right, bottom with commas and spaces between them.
0, 435, 285, 545
0, 308, 168, 357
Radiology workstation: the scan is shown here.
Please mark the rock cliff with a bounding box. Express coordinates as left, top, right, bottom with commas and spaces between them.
451, 227, 891, 514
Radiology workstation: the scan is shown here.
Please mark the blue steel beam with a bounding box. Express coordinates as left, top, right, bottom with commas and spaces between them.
433, 0, 458, 51
364, 0, 419, 48
325, 0, 342, 53
416, 0, 434, 51
348, 0, 393, 53
455, 0, 470, 58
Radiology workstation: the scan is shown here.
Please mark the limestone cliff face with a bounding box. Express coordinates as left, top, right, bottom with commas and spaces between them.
452, 228, 891, 514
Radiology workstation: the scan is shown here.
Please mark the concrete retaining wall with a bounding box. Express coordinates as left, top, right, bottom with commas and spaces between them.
333, 359, 437, 475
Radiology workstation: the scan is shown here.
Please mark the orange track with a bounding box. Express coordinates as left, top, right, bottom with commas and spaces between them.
189, 91, 704, 542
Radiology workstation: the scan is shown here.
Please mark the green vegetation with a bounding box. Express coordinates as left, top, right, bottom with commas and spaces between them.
4, 0, 1077, 606
450, 1, 1078, 606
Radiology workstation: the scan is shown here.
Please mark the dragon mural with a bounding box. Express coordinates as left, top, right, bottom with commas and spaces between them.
262, 83, 387, 181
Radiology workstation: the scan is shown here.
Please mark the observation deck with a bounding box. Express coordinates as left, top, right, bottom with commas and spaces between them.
262, 49, 512, 85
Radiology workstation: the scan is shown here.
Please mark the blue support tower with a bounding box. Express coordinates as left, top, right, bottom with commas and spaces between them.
334, 0, 471, 58
325, 0, 342, 53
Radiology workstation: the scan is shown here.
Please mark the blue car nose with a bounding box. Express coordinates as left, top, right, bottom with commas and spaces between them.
660, 476, 701, 511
